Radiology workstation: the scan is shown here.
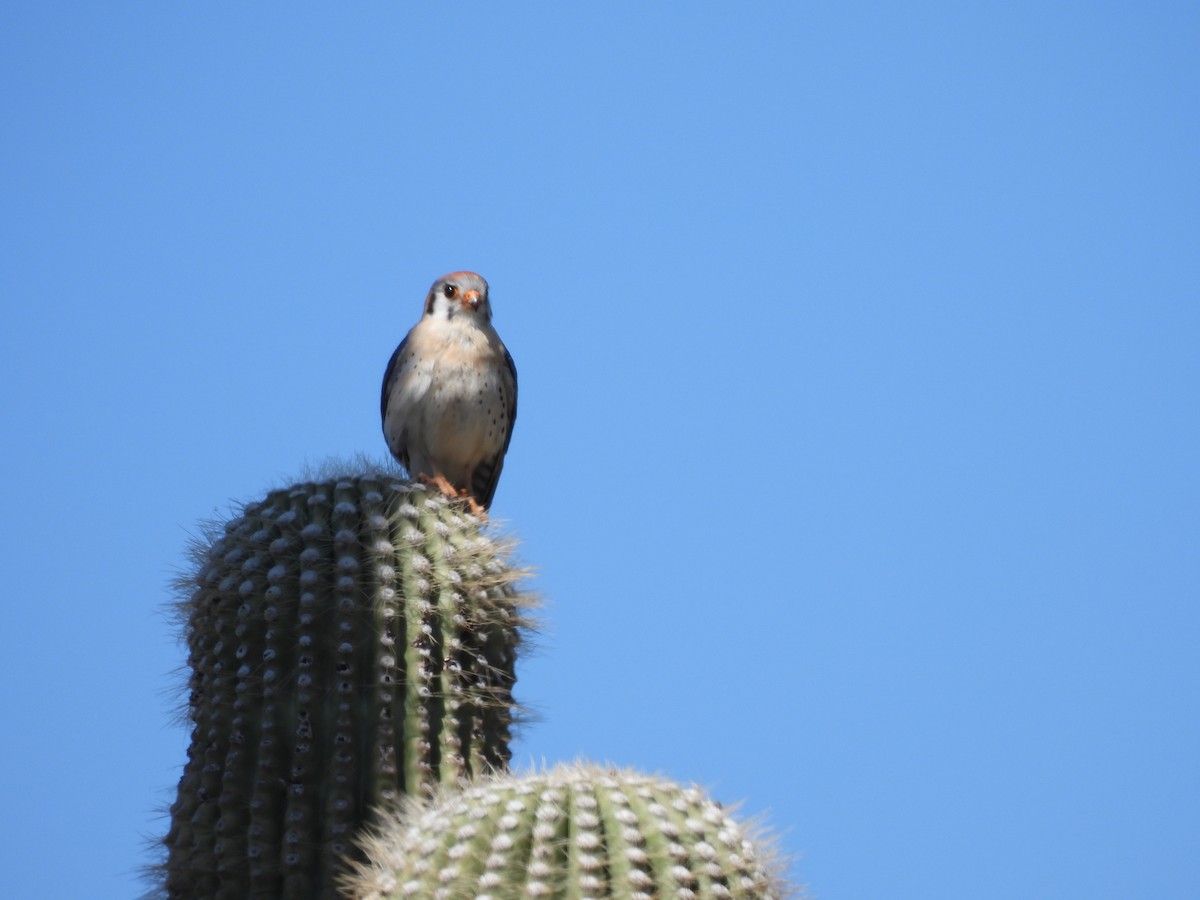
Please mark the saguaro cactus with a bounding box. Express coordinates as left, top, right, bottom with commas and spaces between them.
344, 762, 791, 899
159, 473, 532, 898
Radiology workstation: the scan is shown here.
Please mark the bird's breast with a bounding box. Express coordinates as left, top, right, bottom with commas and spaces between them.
389, 324, 511, 476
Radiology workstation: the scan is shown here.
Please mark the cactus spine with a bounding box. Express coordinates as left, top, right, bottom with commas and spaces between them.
160, 474, 531, 898
344, 762, 789, 899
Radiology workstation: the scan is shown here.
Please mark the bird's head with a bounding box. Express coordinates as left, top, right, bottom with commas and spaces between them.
424, 271, 492, 325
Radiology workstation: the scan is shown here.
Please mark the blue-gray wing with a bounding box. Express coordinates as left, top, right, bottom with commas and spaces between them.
381, 335, 410, 468
471, 348, 518, 509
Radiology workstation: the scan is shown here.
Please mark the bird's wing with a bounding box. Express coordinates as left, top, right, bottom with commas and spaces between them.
381, 335, 409, 421
381, 335, 411, 469
471, 348, 518, 509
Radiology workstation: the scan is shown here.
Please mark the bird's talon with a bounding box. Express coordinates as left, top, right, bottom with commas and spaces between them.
432, 475, 458, 498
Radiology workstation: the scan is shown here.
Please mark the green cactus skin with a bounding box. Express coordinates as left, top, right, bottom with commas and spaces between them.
159, 474, 532, 899
344, 762, 792, 900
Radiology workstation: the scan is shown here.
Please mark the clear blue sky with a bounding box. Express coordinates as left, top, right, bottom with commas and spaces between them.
2, 3, 1197, 898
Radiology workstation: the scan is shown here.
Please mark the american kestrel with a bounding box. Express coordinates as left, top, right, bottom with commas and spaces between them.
381, 271, 517, 513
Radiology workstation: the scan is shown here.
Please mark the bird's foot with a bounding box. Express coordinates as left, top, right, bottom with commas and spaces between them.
414, 474, 487, 517
416, 473, 459, 499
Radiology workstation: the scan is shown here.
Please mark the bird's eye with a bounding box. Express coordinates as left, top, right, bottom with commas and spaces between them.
443, 284, 458, 298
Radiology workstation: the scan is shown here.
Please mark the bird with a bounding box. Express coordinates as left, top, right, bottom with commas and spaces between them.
381, 271, 517, 514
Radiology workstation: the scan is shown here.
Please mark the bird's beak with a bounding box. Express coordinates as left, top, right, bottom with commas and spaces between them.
461, 290, 481, 312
